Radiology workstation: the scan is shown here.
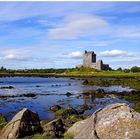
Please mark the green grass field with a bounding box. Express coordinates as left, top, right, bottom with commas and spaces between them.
63, 67, 140, 77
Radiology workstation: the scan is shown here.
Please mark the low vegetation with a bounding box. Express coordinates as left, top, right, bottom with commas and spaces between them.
82, 76, 140, 113
31, 133, 46, 139
83, 77, 140, 90
122, 91, 140, 113
65, 67, 140, 77
63, 133, 74, 139
0, 116, 7, 130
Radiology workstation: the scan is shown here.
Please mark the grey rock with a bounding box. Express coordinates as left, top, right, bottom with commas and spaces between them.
66, 103, 140, 139
0, 108, 42, 139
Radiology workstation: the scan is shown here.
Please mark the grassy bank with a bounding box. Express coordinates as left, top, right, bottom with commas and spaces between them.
0, 67, 140, 78
0, 66, 140, 77
63, 67, 140, 77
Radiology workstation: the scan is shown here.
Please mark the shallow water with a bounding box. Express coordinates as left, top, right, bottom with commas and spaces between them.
0, 77, 132, 121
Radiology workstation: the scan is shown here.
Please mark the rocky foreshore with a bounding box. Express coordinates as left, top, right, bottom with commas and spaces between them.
1, 103, 140, 139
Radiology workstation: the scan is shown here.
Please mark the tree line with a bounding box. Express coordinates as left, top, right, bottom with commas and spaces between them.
116, 66, 140, 73
0, 66, 140, 73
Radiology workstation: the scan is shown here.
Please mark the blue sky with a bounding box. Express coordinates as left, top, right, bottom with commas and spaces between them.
0, 2, 140, 69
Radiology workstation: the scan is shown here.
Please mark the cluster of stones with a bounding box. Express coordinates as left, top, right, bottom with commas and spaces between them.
1, 103, 140, 139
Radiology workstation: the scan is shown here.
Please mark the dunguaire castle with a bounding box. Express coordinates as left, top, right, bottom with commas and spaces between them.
77, 50, 109, 70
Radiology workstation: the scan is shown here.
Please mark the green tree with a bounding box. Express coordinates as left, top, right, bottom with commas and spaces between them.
117, 67, 122, 71
0, 66, 7, 72
131, 66, 140, 73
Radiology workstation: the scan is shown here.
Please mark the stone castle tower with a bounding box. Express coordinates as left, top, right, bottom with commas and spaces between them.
83, 50, 96, 67
82, 50, 109, 70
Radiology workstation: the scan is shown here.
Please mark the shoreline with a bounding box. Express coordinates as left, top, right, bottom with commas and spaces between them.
0, 72, 140, 78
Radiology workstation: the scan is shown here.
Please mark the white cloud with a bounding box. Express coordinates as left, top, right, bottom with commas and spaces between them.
48, 14, 108, 39
0, 48, 32, 61
0, 47, 55, 64
5, 54, 16, 59
60, 51, 82, 59
0, 53, 33, 61
100, 50, 135, 57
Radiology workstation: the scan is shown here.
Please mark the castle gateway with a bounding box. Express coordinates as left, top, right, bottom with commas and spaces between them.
82, 50, 109, 70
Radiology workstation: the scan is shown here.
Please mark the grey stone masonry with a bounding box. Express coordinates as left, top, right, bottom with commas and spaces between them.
82, 50, 109, 70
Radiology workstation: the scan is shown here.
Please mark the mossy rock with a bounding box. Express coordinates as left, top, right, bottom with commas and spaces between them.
79, 104, 92, 110
43, 118, 65, 138
64, 115, 82, 129
95, 89, 105, 94
82, 80, 89, 85
83, 90, 105, 98
93, 89, 106, 98
55, 107, 78, 119
49, 105, 61, 112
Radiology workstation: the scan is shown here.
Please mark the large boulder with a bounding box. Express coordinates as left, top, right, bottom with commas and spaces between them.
43, 118, 65, 138
66, 103, 140, 139
65, 117, 96, 139
0, 108, 42, 139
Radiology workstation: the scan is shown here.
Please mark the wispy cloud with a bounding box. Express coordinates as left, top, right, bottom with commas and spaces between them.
100, 50, 135, 57
0, 48, 33, 61
1, 54, 36, 61
0, 2, 118, 22
48, 14, 109, 40
60, 51, 82, 59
